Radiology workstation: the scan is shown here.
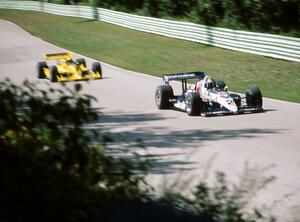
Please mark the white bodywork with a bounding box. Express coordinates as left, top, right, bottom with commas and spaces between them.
197, 80, 238, 113
213, 92, 238, 112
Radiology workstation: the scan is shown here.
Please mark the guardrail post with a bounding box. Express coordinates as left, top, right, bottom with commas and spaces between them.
91, 0, 99, 20
39, 0, 44, 12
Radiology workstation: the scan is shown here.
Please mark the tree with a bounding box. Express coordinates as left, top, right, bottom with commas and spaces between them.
194, 0, 223, 25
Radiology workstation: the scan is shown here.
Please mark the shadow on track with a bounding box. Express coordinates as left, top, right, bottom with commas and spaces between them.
86, 111, 285, 174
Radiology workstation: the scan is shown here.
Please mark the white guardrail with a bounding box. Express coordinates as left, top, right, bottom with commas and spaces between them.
1, 1, 300, 63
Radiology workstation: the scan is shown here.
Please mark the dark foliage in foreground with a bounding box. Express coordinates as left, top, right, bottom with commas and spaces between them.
0, 79, 275, 222
0, 80, 149, 222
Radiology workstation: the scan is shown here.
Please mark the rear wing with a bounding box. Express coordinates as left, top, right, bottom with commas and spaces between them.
163, 71, 205, 84
43, 52, 73, 61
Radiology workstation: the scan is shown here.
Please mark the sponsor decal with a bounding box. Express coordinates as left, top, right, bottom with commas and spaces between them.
164, 72, 205, 81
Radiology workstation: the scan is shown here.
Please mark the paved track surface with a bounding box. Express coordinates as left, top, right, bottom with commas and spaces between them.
1, 20, 300, 221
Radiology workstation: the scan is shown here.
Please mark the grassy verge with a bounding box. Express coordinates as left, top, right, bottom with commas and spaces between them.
1, 9, 299, 103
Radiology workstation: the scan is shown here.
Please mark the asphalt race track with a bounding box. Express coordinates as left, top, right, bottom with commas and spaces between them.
1, 19, 300, 221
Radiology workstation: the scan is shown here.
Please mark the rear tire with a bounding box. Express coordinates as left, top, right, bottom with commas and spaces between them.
37, 61, 48, 79
92, 62, 102, 78
50, 66, 58, 82
245, 87, 263, 108
155, 85, 174, 109
186, 93, 201, 116
76, 58, 86, 67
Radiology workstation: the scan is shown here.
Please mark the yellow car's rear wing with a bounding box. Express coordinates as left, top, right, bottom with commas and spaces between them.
43, 52, 73, 61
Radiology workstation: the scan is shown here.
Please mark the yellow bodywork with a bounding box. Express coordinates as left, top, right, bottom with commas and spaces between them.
38, 52, 102, 82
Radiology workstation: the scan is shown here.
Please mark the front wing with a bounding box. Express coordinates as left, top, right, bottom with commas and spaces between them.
200, 106, 263, 117
44, 69, 102, 82
170, 99, 263, 116
55, 71, 102, 82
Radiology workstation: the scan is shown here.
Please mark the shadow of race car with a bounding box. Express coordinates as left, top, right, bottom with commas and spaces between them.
155, 71, 263, 116
37, 52, 102, 82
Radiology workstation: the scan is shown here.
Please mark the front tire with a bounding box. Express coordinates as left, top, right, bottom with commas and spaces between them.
76, 58, 86, 67
186, 93, 201, 116
155, 85, 174, 109
92, 62, 102, 78
215, 80, 226, 90
50, 66, 58, 82
37, 61, 48, 79
245, 87, 263, 108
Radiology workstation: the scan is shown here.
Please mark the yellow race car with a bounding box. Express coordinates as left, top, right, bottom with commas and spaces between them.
37, 52, 102, 82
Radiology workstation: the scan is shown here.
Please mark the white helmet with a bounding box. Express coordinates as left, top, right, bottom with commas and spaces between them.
204, 76, 215, 89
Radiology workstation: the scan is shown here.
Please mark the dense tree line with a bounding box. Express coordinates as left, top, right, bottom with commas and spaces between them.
53, 0, 300, 37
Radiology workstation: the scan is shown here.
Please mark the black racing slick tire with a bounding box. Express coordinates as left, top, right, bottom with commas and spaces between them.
215, 80, 226, 90
245, 87, 263, 108
155, 85, 174, 109
186, 93, 201, 116
92, 62, 102, 78
37, 61, 48, 79
76, 58, 86, 67
50, 66, 58, 83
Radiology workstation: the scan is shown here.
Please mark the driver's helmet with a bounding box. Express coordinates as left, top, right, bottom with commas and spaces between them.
205, 76, 216, 89
66, 57, 74, 63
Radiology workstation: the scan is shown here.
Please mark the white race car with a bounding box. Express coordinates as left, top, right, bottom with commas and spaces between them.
155, 72, 263, 116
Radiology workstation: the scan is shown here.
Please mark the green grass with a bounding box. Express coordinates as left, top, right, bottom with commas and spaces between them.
1, 9, 300, 103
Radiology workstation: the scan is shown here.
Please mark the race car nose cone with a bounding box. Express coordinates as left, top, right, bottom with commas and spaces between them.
231, 104, 238, 112
227, 100, 238, 112
218, 97, 238, 112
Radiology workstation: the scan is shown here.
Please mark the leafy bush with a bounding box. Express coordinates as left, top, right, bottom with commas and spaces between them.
0, 79, 149, 222
161, 171, 276, 222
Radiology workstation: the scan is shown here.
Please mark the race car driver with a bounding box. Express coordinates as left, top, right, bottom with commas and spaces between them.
196, 76, 215, 99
